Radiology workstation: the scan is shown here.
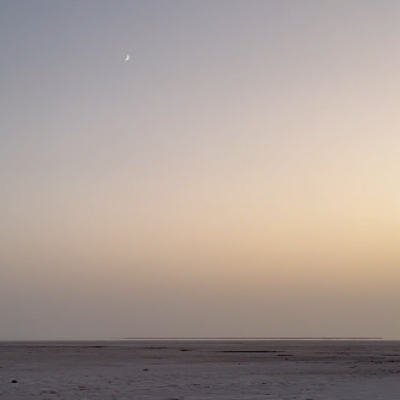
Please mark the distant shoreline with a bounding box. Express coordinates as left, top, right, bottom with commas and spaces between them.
121, 337, 384, 341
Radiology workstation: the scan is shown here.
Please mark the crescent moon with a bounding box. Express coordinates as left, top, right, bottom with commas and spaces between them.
125, 55, 130, 61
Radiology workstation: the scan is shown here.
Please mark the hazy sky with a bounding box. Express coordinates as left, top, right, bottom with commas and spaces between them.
1, 1, 399, 340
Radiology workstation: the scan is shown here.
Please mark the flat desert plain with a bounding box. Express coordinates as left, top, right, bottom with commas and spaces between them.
1, 340, 399, 399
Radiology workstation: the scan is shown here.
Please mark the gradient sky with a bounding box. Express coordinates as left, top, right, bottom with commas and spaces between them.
1, 1, 399, 340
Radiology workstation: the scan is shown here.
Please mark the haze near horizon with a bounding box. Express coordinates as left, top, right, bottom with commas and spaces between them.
1, 1, 399, 340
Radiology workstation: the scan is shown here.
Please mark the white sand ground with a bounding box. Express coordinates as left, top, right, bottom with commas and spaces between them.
0, 340, 399, 399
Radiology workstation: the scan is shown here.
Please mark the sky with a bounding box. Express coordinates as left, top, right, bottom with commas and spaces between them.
1, 0, 399, 340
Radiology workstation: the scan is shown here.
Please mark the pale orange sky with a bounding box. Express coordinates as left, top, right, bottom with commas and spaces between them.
1, 1, 399, 340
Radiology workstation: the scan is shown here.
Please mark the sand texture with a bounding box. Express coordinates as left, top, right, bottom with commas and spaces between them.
0, 340, 399, 399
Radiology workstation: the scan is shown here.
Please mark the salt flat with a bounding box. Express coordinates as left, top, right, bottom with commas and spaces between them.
0, 340, 399, 399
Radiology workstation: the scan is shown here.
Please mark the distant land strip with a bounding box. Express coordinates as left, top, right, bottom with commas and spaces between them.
121, 337, 383, 340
